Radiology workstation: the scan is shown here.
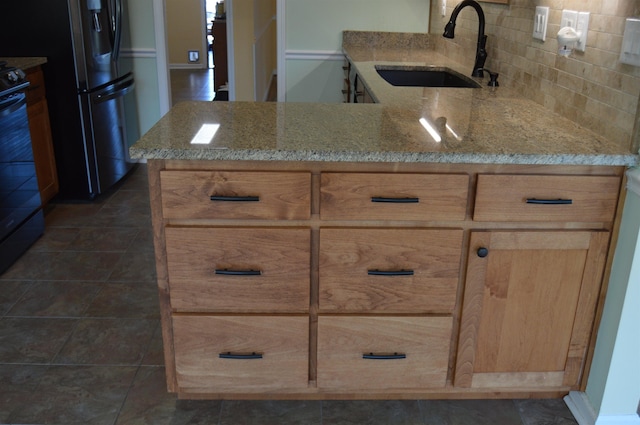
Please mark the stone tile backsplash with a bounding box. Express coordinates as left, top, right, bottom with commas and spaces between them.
430, 0, 640, 152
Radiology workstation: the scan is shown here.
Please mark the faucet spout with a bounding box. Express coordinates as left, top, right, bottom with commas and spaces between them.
442, 0, 487, 78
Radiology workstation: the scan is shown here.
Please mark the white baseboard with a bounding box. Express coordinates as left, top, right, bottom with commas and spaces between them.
169, 63, 207, 70
565, 391, 597, 425
596, 415, 640, 425
565, 392, 640, 425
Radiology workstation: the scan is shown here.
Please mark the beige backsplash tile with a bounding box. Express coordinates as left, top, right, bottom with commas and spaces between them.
431, 0, 640, 152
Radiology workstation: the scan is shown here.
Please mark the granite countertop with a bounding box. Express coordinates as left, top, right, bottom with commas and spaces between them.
130, 33, 638, 166
0, 57, 47, 70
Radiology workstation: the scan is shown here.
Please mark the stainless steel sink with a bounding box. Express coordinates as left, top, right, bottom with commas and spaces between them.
375, 66, 481, 88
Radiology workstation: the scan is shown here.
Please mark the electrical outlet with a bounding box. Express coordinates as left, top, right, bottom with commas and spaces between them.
561, 10, 578, 30
576, 12, 590, 52
532, 6, 549, 41
188, 50, 200, 63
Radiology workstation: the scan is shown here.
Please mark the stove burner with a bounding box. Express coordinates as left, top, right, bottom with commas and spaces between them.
0, 61, 29, 98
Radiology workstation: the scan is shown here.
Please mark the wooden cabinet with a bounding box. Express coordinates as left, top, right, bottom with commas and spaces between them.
317, 316, 453, 390
149, 160, 623, 399
354, 74, 374, 103
455, 230, 610, 389
25, 66, 58, 205
455, 173, 619, 389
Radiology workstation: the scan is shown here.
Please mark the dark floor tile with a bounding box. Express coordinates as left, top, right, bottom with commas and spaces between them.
29, 227, 81, 251
68, 227, 141, 252
514, 399, 578, 425
84, 282, 160, 319
0, 317, 77, 363
130, 225, 156, 252
0, 280, 32, 315
106, 187, 152, 210
7, 281, 102, 317
44, 202, 106, 228
141, 322, 166, 366
323, 400, 424, 425
419, 399, 524, 425
55, 318, 157, 365
116, 366, 223, 425
108, 249, 157, 282
0, 250, 124, 281
219, 400, 321, 425
91, 203, 152, 228
8, 365, 137, 425
0, 364, 48, 422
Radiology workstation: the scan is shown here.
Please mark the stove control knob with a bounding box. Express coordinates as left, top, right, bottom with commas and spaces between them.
6, 71, 19, 83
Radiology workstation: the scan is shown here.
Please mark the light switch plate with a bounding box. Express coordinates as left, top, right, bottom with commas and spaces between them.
532, 6, 549, 41
620, 18, 640, 66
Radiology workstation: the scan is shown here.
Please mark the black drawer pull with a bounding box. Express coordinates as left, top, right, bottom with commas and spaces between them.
526, 198, 573, 205
210, 195, 260, 202
215, 269, 262, 276
368, 269, 414, 276
371, 197, 419, 203
363, 352, 406, 360
219, 352, 263, 360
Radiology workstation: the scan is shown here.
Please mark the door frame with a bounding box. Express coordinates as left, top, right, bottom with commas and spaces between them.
153, 0, 237, 108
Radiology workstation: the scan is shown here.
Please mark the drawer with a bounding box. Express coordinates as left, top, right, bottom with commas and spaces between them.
173, 315, 309, 392
165, 227, 310, 313
319, 228, 462, 313
317, 316, 452, 390
160, 171, 311, 220
474, 174, 620, 222
320, 173, 469, 221
25, 67, 46, 105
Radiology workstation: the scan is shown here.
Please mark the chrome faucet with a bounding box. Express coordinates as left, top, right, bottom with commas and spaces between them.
443, 0, 487, 78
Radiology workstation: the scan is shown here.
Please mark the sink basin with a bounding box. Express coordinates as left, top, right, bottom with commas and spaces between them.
375, 66, 481, 88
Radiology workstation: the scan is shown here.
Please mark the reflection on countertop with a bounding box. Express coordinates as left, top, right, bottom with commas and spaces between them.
130, 31, 638, 167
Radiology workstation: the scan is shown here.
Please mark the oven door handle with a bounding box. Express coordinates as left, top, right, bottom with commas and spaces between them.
0, 93, 27, 118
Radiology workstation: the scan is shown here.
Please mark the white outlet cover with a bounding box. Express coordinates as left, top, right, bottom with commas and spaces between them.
561, 10, 578, 30
620, 18, 640, 66
532, 6, 549, 41
576, 12, 589, 52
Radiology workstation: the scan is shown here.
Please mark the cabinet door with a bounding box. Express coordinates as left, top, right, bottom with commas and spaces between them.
455, 231, 609, 389
27, 100, 59, 205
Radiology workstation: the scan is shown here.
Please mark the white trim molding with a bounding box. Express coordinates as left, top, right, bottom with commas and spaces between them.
565, 392, 598, 425
285, 49, 344, 61
565, 392, 640, 425
627, 167, 640, 197
596, 416, 640, 425
120, 48, 157, 58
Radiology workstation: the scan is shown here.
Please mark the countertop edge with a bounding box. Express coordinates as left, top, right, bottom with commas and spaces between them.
130, 148, 638, 167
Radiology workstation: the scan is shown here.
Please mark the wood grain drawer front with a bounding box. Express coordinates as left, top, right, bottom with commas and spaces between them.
173, 315, 309, 392
160, 171, 311, 220
317, 316, 452, 390
474, 175, 620, 222
165, 227, 310, 313
319, 228, 462, 313
320, 173, 469, 221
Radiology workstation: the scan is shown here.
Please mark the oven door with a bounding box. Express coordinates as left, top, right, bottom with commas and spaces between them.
0, 92, 42, 243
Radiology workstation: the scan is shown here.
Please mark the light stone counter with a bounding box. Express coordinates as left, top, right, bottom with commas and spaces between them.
130, 33, 638, 166
0, 57, 47, 70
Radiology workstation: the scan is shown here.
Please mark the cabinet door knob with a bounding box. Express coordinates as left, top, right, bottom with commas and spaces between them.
477, 247, 489, 258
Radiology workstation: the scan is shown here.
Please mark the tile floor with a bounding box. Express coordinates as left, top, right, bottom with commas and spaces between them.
0, 165, 581, 424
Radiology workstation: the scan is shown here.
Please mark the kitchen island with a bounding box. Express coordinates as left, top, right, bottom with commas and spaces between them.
130, 35, 638, 399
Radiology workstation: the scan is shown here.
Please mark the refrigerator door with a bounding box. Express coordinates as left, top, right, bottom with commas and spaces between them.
71, 0, 124, 90
79, 72, 135, 194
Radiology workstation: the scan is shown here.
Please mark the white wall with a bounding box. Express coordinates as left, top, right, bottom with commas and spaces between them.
584, 167, 640, 424
284, 0, 430, 102
121, 0, 164, 138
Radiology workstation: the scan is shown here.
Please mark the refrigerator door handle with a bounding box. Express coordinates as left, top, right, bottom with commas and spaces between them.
93, 76, 134, 104
110, 0, 123, 62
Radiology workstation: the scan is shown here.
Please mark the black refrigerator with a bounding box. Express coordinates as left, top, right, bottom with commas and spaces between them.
0, 0, 138, 199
